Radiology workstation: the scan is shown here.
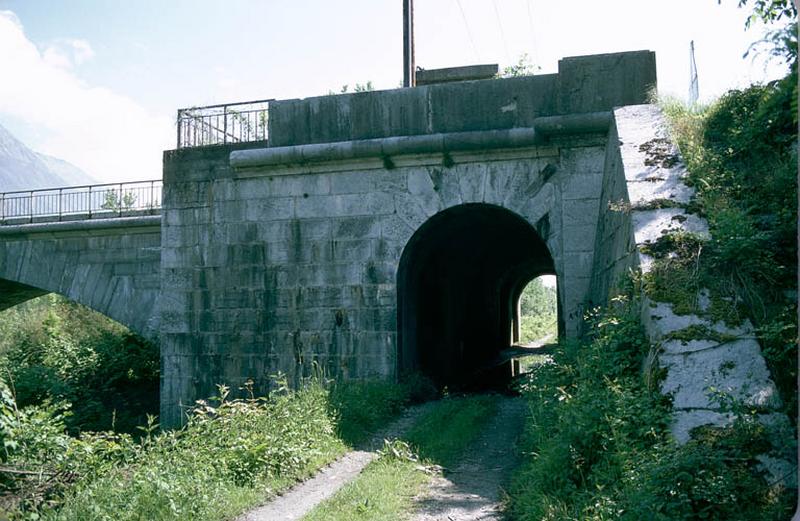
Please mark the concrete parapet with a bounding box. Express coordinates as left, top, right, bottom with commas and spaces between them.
556, 51, 656, 114
0, 215, 160, 237
267, 50, 654, 148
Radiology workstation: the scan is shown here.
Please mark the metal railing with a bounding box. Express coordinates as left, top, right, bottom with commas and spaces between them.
176, 99, 271, 148
0, 180, 162, 225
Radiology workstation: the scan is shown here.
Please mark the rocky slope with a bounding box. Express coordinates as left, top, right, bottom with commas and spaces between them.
0, 123, 93, 192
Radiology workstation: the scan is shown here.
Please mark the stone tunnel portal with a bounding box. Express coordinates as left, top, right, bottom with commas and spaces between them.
397, 204, 557, 390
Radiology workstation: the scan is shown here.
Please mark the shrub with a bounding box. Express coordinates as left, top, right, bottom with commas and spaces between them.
508, 297, 794, 520
0, 295, 159, 435
0, 380, 346, 520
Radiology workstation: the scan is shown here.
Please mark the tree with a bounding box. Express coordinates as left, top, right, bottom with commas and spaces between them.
500, 54, 539, 78
730, 0, 797, 27
101, 189, 137, 211
722, 0, 798, 66
519, 278, 556, 317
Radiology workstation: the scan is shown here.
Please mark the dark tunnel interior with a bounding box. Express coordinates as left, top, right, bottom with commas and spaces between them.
397, 203, 557, 390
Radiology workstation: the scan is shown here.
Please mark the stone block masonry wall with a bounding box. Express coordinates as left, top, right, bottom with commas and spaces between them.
589, 104, 794, 485
159, 50, 660, 426
587, 117, 638, 305
0, 217, 161, 339
161, 134, 609, 426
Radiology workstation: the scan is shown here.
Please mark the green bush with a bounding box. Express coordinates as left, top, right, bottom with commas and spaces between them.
0, 380, 346, 520
0, 295, 159, 435
508, 299, 794, 520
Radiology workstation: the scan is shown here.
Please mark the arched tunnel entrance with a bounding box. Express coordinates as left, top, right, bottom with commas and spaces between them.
397, 203, 558, 390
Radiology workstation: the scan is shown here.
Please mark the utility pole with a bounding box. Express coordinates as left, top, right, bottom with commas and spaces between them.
688, 40, 699, 105
403, 0, 415, 87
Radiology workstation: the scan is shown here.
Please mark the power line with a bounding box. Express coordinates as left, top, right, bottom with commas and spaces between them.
492, 0, 511, 63
455, 0, 480, 61
525, 0, 540, 66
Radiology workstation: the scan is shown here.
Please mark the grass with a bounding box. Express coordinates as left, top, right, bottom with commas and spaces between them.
329, 380, 410, 446
405, 395, 499, 465
45, 384, 348, 521
2, 376, 421, 520
302, 395, 500, 521
301, 453, 428, 521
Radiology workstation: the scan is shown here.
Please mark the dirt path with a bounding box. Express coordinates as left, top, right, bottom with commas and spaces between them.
237, 402, 436, 521
411, 397, 526, 521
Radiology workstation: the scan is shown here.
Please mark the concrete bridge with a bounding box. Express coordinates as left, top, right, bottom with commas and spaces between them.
0, 216, 161, 338
1, 50, 665, 426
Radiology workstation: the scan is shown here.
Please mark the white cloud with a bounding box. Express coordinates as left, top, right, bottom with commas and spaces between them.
42, 38, 95, 69
0, 11, 173, 183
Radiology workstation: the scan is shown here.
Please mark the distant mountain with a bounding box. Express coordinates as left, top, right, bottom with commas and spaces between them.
0, 123, 94, 193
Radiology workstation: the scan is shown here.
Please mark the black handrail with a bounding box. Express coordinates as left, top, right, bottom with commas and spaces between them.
0, 180, 162, 225
176, 99, 272, 149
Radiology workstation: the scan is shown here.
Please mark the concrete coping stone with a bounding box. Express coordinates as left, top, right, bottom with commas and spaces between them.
532, 112, 613, 136
0, 214, 161, 236
230, 112, 612, 170
416, 64, 499, 85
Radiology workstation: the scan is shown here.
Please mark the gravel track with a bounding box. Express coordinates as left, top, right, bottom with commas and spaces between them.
411, 397, 526, 521
236, 401, 436, 521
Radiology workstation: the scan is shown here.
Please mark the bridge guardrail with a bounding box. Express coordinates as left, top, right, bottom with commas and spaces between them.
0, 180, 162, 225
177, 99, 271, 149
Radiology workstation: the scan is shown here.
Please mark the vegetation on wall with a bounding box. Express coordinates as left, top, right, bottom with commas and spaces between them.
509, 6, 797, 513
657, 71, 798, 418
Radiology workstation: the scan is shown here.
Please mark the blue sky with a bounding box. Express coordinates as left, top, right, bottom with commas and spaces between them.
0, 1, 789, 183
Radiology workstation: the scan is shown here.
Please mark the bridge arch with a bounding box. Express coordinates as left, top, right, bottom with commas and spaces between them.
0, 218, 161, 340
396, 203, 557, 389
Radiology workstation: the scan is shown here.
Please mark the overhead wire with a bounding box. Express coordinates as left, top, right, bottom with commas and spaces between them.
525, 0, 541, 67
492, 0, 511, 63
455, 0, 480, 61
